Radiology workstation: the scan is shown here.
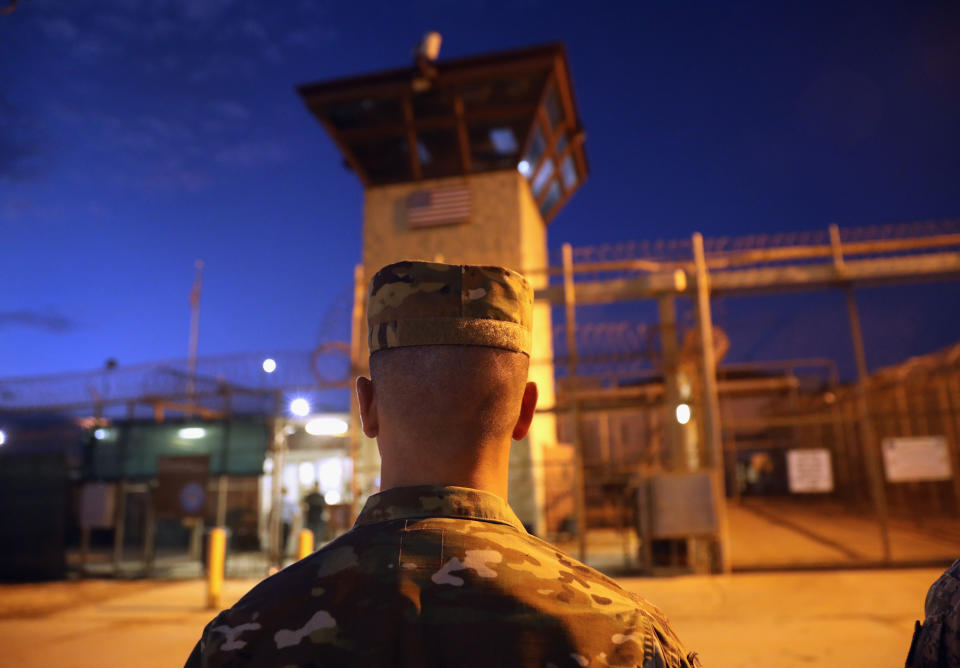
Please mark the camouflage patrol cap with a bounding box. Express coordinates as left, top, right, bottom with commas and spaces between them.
367, 260, 533, 357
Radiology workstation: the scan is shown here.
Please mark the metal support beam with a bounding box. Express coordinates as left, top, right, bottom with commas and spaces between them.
691, 233, 732, 574
453, 94, 472, 174
844, 287, 892, 562
112, 400, 134, 574
657, 296, 684, 470
941, 377, 960, 519
402, 96, 423, 180
348, 263, 365, 524
268, 391, 286, 572
562, 243, 588, 563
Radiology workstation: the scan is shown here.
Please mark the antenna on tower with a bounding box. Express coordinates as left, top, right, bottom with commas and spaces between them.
417, 31, 442, 61
413, 31, 442, 89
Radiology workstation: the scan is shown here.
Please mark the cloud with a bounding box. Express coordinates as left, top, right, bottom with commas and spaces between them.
0, 198, 59, 222
0, 311, 78, 334
182, 0, 237, 22
188, 51, 260, 83
285, 25, 339, 48
212, 100, 251, 121
215, 140, 289, 167
37, 17, 79, 41
240, 18, 268, 42
93, 13, 139, 35
0, 95, 43, 181
262, 44, 284, 64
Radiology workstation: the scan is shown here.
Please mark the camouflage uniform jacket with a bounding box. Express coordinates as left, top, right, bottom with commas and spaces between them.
906, 558, 960, 668
186, 485, 700, 668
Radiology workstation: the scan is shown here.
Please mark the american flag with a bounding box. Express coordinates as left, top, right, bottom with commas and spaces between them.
406, 185, 471, 228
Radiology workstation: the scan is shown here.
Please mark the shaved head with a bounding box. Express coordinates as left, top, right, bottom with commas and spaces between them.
369, 345, 530, 450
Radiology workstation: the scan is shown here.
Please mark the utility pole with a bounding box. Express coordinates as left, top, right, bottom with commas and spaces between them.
187, 259, 205, 406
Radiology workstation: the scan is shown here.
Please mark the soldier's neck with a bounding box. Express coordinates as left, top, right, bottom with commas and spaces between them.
378, 440, 511, 500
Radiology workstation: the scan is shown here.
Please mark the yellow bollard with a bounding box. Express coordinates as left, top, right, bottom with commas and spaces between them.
206, 527, 226, 609
297, 529, 314, 560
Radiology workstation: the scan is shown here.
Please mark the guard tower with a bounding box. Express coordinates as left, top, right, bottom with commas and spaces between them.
298, 40, 588, 534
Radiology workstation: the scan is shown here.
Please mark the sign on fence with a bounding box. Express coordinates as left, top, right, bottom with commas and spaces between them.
882, 436, 951, 482
787, 448, 834, 493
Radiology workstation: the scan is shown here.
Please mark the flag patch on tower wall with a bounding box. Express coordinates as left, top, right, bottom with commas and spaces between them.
406, 185, 471, 228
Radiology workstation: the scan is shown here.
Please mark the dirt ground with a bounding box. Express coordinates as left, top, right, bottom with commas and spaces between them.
0, 566, 942, 668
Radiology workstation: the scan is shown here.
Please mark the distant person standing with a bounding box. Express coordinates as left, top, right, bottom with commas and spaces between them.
279, 488, 298, 559
302, 482, 327, 545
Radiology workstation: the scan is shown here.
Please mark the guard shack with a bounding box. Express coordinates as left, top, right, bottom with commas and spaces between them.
297, 41, 588, 534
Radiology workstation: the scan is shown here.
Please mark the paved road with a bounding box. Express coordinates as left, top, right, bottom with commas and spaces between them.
0, 567, 940, 667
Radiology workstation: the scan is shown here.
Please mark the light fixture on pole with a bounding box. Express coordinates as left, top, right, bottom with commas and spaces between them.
290, 398, 311, 417
262, 358, 277, 373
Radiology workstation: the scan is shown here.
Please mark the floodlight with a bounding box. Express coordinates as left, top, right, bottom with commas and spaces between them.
290, 398, 310, 417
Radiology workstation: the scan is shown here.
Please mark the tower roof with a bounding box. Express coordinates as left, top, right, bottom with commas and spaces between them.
297, 43, 588, 223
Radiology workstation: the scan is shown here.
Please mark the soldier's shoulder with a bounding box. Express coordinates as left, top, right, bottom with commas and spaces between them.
908, 558, 960, 667
516, 533, 697, 664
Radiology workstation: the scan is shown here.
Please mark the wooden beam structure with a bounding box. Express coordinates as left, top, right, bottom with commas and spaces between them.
535, 248, 960, 304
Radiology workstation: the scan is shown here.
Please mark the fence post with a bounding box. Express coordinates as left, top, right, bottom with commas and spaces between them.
939, 377, 960, 518
112, 400, 135, 574
561, 243, 588, 563
657, 296, 685, 470
268, 391, 286, 572
844, 286, 892, 562
691, 233, 731, 574
215, 392, 232, 528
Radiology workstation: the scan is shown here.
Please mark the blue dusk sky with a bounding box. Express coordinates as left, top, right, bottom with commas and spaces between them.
2, 1, 959, 380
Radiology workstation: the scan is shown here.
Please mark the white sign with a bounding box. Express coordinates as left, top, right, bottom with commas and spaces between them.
787, 448, 834, 493
882, 436, 952, 482
80, 483, 116, 528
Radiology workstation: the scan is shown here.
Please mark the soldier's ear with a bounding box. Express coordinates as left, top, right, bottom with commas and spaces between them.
356, 376, 379, 438
511, 381, 538, 441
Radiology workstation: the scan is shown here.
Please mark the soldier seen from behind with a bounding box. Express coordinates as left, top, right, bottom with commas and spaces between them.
186, 260, 700, 667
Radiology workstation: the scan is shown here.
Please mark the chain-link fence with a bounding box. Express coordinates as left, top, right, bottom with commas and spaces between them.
3, 218, 960, 578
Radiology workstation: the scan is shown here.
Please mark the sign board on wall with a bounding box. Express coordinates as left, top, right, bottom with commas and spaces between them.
80, 482, 116, 528
787, 449, 834, 493
882, 436, 951, 482
155, 455, 210, 518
